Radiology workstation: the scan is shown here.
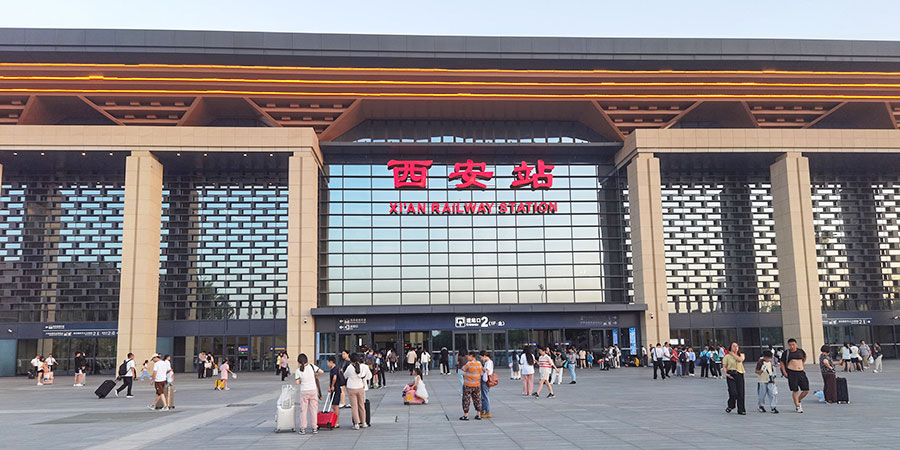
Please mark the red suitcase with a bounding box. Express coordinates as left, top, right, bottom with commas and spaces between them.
317, 392, 338, 429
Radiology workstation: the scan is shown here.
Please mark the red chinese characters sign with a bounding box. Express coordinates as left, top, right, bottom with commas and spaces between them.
386, 159, 558, 215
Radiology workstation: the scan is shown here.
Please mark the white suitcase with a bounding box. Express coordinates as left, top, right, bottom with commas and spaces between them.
275, 385, 296, 432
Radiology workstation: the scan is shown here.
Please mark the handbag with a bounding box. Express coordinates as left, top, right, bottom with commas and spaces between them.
487, 373, 499, 387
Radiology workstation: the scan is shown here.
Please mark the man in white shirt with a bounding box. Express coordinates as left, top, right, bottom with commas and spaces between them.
480, 351, 494, 418
652, 344, 667, 380
406, 348, 417, 375
30, 354, 41, 381
147, 354, 170, 411
115, 352, 136, 398
663, 343, 673, 376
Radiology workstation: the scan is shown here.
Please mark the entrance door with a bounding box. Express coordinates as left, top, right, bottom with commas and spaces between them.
338, 333, 370, 353
372, 332, 399, 354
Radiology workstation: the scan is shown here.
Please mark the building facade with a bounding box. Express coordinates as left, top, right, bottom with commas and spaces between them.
1, 29, 900, 375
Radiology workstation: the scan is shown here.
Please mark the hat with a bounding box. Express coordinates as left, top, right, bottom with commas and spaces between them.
151, 353, 160, 359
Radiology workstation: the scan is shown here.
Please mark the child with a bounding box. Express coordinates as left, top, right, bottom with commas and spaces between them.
326, 356, 343, 427
217, 358, 234, 391
755, 350, 778, 413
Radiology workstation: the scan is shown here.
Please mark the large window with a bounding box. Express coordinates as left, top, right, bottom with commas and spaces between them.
319, 151, 627, 306
158, 174, 288, 320
0, 175, 125, 323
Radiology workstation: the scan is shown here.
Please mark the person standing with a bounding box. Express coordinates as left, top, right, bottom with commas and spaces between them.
840, 344, 852, 372
421, 350, 431, 376
73, 352, 86, 387
533, 348, 556, 399
44, 354, 57, 384
343, 353, 372, 430
819, 345, 838, 404
662, 343, 673, 376
849, 342, 863, 372
510, 350, 520, 380
711, 346, 723, 378
326, 356, 343, 428
480, 351, 494, 418
340, 350, 352, 409
460, 352, 483, 420
699, 347, 709, 378
456, 350, 468, 394
147, 354, 169, 411
115, 353, 136, 398
30, 354, 42, 383
406, 347, 418, 375
754, 350, 778, 413
280, 352, 290, 381
722, 342, 746, 415
197, 351, 207, 378
780, 338, 810, 413
687, 347, 696, 377
520, 348, 535, 396
551, 350, 564, 385
566, 348, 577, 384
652, 343, 666, 380
859, 341, 871, 370
439, 347, 450, 375
294, 353, 323, 435
872, 343, 883, 373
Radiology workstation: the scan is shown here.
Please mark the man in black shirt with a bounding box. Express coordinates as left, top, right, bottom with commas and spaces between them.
779, 338, 810, 413
73, 352, 86, 387
326, 356, 343, 427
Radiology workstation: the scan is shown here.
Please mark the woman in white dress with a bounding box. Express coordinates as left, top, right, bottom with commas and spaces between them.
411, 367, 428, 403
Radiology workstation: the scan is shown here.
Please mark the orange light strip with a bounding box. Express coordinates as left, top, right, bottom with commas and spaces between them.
4, 62, 900, 77
4, 87, 900, 100
4, 75, 900, 90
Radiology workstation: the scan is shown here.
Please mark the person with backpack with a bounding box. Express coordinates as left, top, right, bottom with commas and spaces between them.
677, 348, 688, 377
520, 348, 535, 396
755, 350, 778, 413
698, 347, 709, 378
114, 353, 136, 398
710, 346, 723, 378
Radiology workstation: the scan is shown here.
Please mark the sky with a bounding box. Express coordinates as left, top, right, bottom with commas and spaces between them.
2, 0, 900, 41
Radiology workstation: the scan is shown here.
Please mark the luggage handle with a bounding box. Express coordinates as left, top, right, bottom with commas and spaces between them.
321, 391, 334, 413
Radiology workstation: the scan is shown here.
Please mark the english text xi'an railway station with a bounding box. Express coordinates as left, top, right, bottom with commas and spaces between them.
4, 28, 900, 376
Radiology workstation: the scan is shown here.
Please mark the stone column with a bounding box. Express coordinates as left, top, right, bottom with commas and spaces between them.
770, 153, 824, 360
627, 153, 670, 348
287, 150, 320, 360
116, 151, 164, 365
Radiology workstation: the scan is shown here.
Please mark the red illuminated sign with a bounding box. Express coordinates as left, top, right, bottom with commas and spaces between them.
389, 202, 557, 215
449, 159, 494, 189
386, 159, 553, 189
387, 159, 433, 188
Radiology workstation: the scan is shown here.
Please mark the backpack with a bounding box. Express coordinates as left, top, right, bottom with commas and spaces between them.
679, 352, 688, 363
118, 360, 129, 377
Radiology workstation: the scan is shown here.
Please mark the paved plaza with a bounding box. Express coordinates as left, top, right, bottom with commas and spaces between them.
2, 363, 900, 450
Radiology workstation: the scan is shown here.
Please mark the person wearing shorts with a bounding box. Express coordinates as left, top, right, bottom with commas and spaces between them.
780, 338, 809, 413
326, 356, 343, 428
148, 354, 170, 411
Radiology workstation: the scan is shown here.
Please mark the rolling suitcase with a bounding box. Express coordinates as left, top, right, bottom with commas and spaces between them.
317, 392, 338, 429
275, 385, 296, 433
836, 376, 850, 403
364, 398, 371, 426
95, 379, 116, 399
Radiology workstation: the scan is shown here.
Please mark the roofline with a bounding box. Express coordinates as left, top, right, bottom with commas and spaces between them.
3, 28, 900, 69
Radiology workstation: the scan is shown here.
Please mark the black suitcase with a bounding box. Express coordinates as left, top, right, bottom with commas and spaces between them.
95, 379, 116, 399
364, 399, 371, 426
836, 377, 850, 403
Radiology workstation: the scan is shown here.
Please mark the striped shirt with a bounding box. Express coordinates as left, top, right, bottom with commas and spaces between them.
463, 361, 483, 387
537, 354, 553, 369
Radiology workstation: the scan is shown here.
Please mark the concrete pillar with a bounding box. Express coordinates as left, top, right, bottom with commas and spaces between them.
770, 153, 824, 360
287, 150, 320, 361
627, 153, 670, 348
116, 151, 164, 365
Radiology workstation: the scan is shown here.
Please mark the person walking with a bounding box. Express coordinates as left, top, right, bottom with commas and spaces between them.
294, 353, 323, 435
872, 343, 883, 373
147, 354, 169, 411
217, 358, 234, 391
723, 342, 746, 415
551, 350, 564, 385
139, 360, 151, 380
343, 353, 372, 430
73, 352, 87, 387
325, 356, 344, 428
480, 351, 494, 418
520, 348, 535, 396
566, 348, 577, 384
819, 345, 839, 404
439, 347, 450, 375
754, 350, 777, 413
652, 343, 666, 380
859, 341, 871, 369
460, 351, 483, 421
780, 338, 810, 413
115, 353, 136, 398
280, 352, 290, 381
534, 348, 556, 399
